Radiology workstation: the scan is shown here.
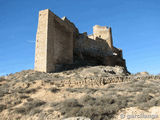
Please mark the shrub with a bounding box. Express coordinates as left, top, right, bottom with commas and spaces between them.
23, 88, 37, 94
0, 104, 6, 112
15, 100, 46, 115
135, 93, 153, 103
14, 107, 26, 114
24, 100, 46, 108
66, 88, 97, 94
19, 95, 29, 99
0, 83, 9, 97
55, 95, 126, 120
63, 99, 83, 108
49, 87, 60, 93
50, 102, 59, 107
18, 88, 37, 94
27, 98, 34, 102
79, 95, 96, 106
30, 108, 42, 115
0, 77, 6, 82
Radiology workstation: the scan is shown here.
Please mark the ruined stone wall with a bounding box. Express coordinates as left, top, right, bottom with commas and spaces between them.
35, 9, 48, 72
53, 76, 160, 87
93, 25, 113, 49
74, 25, 114, 59
74, 34, 113, 58
74, 28, 126, 68
35, 9, 127, 73
35, 9, 75, 72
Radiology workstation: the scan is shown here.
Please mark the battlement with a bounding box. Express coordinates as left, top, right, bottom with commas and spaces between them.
35, 9, 127, 73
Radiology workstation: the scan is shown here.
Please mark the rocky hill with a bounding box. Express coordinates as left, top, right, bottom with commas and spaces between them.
0, 66, 160, 120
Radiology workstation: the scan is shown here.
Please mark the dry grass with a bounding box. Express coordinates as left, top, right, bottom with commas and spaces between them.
52, 95, 127, 120
51, 76, 160, 120
0, 104, 6, 112
15, 99, 46, 115
66, 88, 97, 94
0, 69, 160, 120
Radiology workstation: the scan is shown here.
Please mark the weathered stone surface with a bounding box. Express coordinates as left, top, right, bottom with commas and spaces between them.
35, 9, 76, 73
93, 25, 113, 49
35, 9, 128, 73
79, 66, 127, 78
135, 72, 150, 76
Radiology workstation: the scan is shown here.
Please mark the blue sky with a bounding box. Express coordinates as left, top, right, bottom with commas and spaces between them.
0, 0, 160, 75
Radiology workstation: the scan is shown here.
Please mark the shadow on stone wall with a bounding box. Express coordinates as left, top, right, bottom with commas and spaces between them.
54, 34, 127, 73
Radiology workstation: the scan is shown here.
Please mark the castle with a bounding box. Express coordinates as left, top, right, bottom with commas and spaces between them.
35, 9, 127, 73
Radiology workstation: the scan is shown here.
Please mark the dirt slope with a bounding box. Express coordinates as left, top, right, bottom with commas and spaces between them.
0, 66, 160, 120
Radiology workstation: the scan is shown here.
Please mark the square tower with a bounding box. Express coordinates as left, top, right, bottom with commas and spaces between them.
35, 9, 73, 72
93, 25, 113, 49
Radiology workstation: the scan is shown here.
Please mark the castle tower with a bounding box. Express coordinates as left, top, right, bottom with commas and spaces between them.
34, 9, 127, 73
35, 9, 74, 72
93, 25, 113, 49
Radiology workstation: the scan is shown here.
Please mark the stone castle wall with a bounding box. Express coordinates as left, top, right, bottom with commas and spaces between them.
35, 9, 127, 73
35, 9, 75, 72
74, 33, 113, 58
74, 25, 115, 63
35, 10, 48, 72
93, 25, 113, 49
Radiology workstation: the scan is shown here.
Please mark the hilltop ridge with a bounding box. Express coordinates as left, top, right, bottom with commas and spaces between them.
0, 66, 160, 120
